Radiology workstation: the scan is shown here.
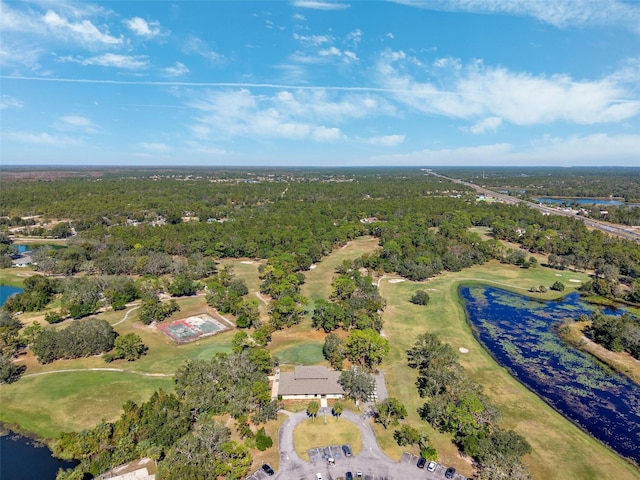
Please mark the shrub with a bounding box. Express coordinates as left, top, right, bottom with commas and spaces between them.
255, 428, 273, 451
410, 290, 430, 306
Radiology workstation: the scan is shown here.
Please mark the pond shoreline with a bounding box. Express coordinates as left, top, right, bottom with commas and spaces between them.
459, 284, 640, 467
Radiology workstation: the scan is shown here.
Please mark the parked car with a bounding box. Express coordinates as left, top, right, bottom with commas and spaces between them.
445, 466, 456, 478
356, 471, 363, 478
417, 457, 426, 469
346, 472, 353, 480
427, 461, 437, 472
261, 464, 275, 476
342, 444, 352, 457
316, 474, 323, 480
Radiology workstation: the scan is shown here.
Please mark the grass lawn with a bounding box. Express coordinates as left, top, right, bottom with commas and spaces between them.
301, 236, 380, 309
0, 267, 38, 287
0, 371, 171, 440
293, 416, 362, 461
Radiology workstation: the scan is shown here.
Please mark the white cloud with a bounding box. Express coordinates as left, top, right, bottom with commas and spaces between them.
182, 37, 224, 63
369, 133, 640, 166
366, 134, 406, 146
139, 142, 170, 152
124, 17, 162, 38
0, 1, 42, 33
319, 46, 359, 63
467, 116, 502, 134
59, 115, 98, 133
3, 131, 82, 146
376, 50, 640, 125
0, 95, 23, 110
42, 10, 122, 46
293, 33, 333, 46
293, 1, 350, 10
189, 89, 354, 142
63, 53, 149, 70
293, 13, 307, 21
164, 62, 189, 77
394, 0, 640, 34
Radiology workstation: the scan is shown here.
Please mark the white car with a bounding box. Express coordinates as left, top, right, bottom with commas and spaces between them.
316, 474, 323, 480
427, 461, 437, 472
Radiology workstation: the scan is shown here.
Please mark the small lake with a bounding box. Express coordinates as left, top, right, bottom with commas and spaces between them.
15, 245, 30, 253
0, 432, 77, 480
535, 197, 625, 206
0, 285, 23, 305
460, 285, 640, 464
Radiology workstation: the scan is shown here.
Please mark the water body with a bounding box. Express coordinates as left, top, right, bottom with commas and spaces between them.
0, 285, 22, 306
0, 432, 77, 480
536, 197, 625, 206
15, 244, 30, 253
460, 285, 640, 464
0, 285, 77, 479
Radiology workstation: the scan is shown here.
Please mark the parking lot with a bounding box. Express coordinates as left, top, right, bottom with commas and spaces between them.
256, 408, 468, 480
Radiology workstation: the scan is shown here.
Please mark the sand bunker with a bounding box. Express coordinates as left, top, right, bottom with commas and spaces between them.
388, 278, 406, 283
240, 260, 254, 264
459, 347, 469, 353
569, 279, 582, 283
309, 264, 317, 269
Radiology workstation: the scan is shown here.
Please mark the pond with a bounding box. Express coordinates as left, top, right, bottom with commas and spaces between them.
459, 285, 640, 464
0, 285, 23, 306
0, 432, 77, 480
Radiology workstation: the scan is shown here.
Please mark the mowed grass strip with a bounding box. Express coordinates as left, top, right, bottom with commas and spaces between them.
0, 371, 172, 439
301, 236, 380, 309
378, 261, 639, 480
293, 416, 362, 461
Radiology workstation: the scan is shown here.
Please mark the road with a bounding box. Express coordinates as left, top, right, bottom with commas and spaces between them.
427, 170, 640, 244
246, 408, 466, 480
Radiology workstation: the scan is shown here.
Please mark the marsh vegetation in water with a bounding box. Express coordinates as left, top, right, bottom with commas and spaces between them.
460, 285, 640, 464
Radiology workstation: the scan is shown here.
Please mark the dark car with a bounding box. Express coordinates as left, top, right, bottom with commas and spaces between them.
261, 464, 275, 476
346, 472, 354, 480
445, 466, 456, 478
417, 457, 426, 469
342, 444, 352, 457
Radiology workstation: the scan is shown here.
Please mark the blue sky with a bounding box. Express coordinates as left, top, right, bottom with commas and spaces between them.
1, 0, 639, 167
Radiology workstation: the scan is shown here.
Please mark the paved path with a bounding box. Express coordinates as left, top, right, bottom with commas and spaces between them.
267, 408, 466, 480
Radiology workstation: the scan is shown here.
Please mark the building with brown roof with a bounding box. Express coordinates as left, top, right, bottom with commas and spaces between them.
277, 366, 344, 403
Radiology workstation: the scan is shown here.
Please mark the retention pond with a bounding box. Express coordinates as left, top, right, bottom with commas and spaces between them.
459, 285, 640, 464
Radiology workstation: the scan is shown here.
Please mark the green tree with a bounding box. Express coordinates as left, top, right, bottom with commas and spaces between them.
323, 333, 346, 370
332, 400, 344, 420
0, 353, 26, 383
410, 290, 430, 306
339, 367, 375, 407
168, 273, 197, 297
138, 295, 179, 325
108, 333, 148, 362
550, 281, 565, 292
393, 424, 422, 448
373, 397, 407, 429
307, 400, 320, 422
346, 328, 389, 371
